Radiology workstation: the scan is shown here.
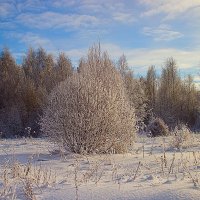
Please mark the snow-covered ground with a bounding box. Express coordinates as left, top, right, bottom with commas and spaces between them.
1, 135, 200, 200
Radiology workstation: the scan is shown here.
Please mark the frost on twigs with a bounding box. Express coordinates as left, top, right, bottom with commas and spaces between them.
40, 45, 136, 154
170, 124, 193, 150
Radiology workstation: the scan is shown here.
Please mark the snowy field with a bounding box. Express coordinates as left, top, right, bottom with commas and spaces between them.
1, 134, 200, 200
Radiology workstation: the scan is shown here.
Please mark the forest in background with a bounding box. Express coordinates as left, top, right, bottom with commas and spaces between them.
0, 46, 199, 138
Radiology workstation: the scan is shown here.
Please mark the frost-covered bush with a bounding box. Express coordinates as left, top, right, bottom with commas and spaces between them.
40, 46, 136, 154
170, 124, 192, 150
147, 117, 169, 137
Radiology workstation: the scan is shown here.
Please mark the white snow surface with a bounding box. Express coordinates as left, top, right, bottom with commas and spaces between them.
1, 135, 200, 200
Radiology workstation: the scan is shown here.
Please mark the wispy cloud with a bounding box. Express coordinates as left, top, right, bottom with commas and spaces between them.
56, 43, 200, 89
20, 33, 52, 47
112, 12, 135, 24
0, 0, 46, 18
0, 22, 16, 29
50, 0, 77, 8
194, 76, 200, 82
0, 0, 199, 83
16, 0, 46, 12
65, 43, 200, 73
193, 76, 200, 89
0, 1, 16, 17
17, 12, 100, 30
140, 0, 200, 21
6, 32, 53, 49
143, 24, 183, 41
126, 48, 200, 71
50, 0, 136, 24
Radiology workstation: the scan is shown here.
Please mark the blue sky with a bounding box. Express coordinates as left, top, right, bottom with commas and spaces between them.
0, 0, 200, 85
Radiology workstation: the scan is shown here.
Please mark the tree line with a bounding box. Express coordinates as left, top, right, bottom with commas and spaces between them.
0, 47, 73, 137
0, 46, 199, 138
144, 58, 200, 129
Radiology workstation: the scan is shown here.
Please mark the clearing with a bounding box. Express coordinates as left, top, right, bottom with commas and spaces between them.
1, 135, 200, 200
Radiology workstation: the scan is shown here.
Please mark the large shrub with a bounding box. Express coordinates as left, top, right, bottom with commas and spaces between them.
40, 46, 136, 154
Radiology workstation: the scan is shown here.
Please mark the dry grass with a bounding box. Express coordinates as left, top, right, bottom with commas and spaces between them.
1, 132, 200, 200
0, 158, 56, 199
62, 133, 200, 191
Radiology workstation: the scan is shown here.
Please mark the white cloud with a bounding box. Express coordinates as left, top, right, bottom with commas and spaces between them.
21, 33, 52, 47
6, 32, 53, 49
140, 0, 200, 21
0, 0, 46, 17
0, 22, 16, 29
112, 12, 135, 23
64, 48, 86, 61
95, 43, 200, 76
16, 0, 46, 12
79, 3, 104, 13
13, 52, 26, 60
50, 0, 136, 24
194, 76, 200, 82
1, 0, 136, 34
0, 1, 15, 17
126, 48, 200, 73
17, 12, 99, 29
193, 76, 200, 90
143, 24, 183, 41
61, 43, 200, 75
50, 0, 77, 7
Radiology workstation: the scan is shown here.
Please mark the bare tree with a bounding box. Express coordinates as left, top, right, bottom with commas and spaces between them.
0, 48, 21, 107
145, 66, 157, 110
152, 58, 199, 128
156, 58, 182, 127
55, 52, 73, 82
118, 55, 147, 123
